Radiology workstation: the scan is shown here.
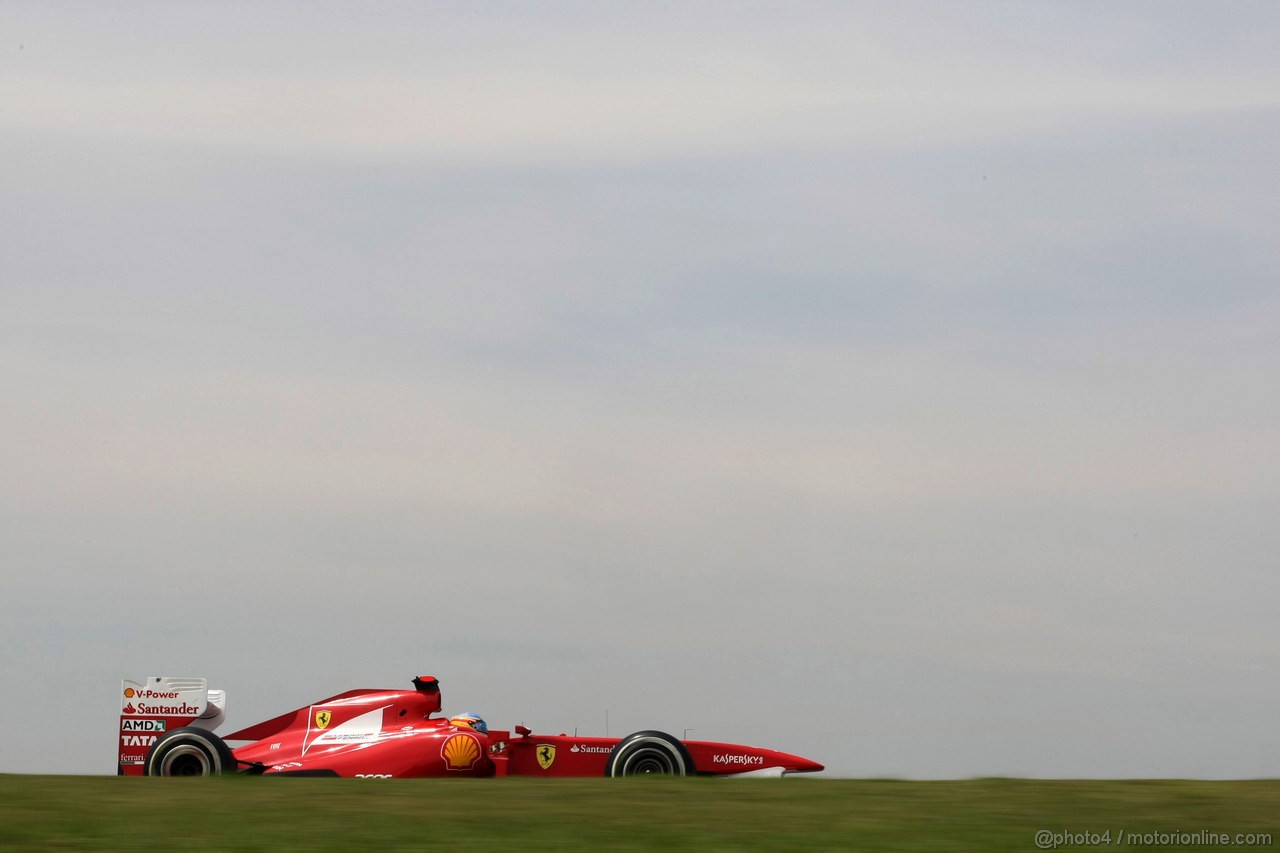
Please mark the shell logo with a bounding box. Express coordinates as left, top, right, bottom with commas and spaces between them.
441, 733, 482, 771
123, 687, 136, 698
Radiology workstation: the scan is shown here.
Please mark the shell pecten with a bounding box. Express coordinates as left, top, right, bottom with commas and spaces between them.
441, 733, 482, 770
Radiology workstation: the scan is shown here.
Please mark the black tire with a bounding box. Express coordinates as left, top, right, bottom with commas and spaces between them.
144, 727, 237, 776
605, 730, 694, 777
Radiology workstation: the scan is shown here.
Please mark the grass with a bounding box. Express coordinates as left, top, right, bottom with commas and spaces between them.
1, 775, 1277, 851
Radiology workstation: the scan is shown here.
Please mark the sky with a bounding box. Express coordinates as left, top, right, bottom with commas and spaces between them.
1, 1, 1277, 778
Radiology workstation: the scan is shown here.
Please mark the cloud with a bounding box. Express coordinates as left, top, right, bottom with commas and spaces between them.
2, 1, 1279, 777
4, 3, 1276, 163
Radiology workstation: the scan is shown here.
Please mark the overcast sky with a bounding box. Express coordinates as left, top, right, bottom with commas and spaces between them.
2, 2, 1277, 778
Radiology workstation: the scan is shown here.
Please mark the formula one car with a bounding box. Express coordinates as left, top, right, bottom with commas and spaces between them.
118, 675, 823, 779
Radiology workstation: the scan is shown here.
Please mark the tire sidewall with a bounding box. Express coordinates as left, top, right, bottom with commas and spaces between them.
144, 727, 236, 776
605, 730, 695, 777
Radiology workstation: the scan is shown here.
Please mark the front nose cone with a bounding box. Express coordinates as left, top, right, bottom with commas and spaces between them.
788, 755, 825, 774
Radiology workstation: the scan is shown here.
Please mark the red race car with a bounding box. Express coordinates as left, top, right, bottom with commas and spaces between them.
118, 675, 824, 779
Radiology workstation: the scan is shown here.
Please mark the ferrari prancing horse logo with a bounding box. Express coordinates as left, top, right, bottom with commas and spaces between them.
536, 744, 556, 770
315, 710, 332, 730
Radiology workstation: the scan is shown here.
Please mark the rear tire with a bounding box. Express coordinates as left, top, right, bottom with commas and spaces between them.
144, 727, 237, 776
605, 730, 694, 777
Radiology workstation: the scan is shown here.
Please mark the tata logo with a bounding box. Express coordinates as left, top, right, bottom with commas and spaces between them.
536, 744, 557, 770
315, 710, 332, 730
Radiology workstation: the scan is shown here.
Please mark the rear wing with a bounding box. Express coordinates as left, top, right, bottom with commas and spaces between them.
118, 676, 225, 776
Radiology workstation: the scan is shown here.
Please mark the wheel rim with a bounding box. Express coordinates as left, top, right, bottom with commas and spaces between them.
161, 744, 213, 776
619, 747, 681, 776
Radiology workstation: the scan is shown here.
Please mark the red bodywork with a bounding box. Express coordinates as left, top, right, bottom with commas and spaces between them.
118, 675, 823, 778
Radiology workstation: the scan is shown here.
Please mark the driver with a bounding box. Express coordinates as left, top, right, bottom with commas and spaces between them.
448, 712, 488, 734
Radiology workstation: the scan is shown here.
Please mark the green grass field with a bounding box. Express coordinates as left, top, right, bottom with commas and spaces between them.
1, 776, 1277, 851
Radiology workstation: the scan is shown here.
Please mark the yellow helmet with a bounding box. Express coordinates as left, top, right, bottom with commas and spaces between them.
449, 712, 487, 734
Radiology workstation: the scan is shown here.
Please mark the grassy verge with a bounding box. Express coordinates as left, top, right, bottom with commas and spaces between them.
1, 775, 1277, 851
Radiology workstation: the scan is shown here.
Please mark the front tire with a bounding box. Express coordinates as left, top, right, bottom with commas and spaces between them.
144, 727, 237, 776
605, 730, 694, 777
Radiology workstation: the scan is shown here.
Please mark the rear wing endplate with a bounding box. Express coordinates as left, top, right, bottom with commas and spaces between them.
118, 676, 224, 775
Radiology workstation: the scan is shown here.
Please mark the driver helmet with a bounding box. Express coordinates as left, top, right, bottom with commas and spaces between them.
449, 712, 488, 734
